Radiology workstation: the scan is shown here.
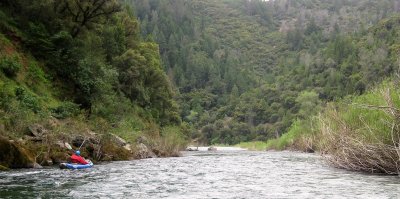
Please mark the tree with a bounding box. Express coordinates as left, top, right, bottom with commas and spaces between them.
296, 91, 321, 119
57, 0, 122, 38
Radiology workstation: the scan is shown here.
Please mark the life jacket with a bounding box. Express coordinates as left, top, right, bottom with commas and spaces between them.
71, 154, 88, 165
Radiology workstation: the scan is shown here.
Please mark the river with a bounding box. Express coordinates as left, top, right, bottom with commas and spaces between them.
1, 149, 399, 198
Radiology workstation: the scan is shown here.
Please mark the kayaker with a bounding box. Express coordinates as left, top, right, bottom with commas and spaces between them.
70, 150, 88, 165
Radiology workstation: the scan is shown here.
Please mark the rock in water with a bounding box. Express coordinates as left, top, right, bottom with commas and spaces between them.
208, 146, 217, 151
32, 162, 43, 169
136, 143, 156, 159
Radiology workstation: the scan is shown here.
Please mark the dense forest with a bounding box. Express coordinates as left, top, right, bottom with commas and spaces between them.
130, 0, 400, 145
1, 0, 400, 173
0, 0, 188, 169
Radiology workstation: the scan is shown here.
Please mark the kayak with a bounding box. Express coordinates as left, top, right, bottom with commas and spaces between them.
59, 160, 93, 170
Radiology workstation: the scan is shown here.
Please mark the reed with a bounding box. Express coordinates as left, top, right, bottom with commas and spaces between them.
319, 82, 400, 174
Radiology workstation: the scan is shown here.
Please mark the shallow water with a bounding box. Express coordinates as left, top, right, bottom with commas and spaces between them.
1, 150, 399, 198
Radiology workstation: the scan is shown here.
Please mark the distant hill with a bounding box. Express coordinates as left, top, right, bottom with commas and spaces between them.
130, 0, 400, 144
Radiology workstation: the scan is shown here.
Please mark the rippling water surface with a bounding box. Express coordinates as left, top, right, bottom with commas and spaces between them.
1, 150, 399, 198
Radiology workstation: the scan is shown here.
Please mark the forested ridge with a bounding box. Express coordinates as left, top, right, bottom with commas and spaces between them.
131, 0, 400, 145
2, 0, 400, 173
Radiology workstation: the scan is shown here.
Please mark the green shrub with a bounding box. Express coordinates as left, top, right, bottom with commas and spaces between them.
159, 126, 188, 156
15, 87, 41, 113
0, 55, 22, 78
0, 83, 14, 110
266, 118, 318, 152
50, 102, 80, 119
27, 61, 47, 86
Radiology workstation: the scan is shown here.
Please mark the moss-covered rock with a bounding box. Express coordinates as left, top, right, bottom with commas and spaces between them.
94, 134, 131, 161
99, 141, 131, 161
0, 164, 9, 171
0, 136, 35, 168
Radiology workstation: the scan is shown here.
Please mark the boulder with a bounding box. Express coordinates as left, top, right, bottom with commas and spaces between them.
72, 133, 100, 148
28, 124, 48, 138
111, 134, 127, 147
24, 135, 43, 142
123, 144, 132, 153
0, 136, 37, 168
136, 136, 151, 146
55, 141, 65, 148
135, 143, 156, 159
0, 164, 9, 171
208, 146, 217, 151
186, 146, 199, 151
44, 159, 53, 166
31, 162, 43, 169
48, 117, 60, 128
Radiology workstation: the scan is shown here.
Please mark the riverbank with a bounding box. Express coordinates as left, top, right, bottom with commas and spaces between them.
0, 117, 187, 170
265, 81, 400, 174
0, 2, 192, 171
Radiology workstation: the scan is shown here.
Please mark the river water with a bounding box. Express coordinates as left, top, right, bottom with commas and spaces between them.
1, 149, 399, 198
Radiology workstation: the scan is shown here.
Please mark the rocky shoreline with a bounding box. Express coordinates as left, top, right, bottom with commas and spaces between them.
0, 123, 177, 171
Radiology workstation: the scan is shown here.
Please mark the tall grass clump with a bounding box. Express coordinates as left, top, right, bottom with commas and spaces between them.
319, 81, 400, 174
158, 126, 188, 157
266, 118, 319, 152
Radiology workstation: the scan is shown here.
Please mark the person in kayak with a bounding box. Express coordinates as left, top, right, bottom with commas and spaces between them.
70, 150, 88, 165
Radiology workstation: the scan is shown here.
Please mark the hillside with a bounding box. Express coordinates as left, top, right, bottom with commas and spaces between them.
131, 0, 400, 144
0, 0, 187, 169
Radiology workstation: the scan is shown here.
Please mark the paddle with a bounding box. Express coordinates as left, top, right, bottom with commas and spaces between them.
65, 142, 73, 151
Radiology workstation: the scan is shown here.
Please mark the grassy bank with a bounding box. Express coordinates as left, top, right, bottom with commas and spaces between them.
268, 81, 400, 174
319, 81, 400, 174
266, 119, 319, 152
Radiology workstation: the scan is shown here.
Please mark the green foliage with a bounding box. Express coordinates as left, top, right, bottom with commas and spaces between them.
0, 55, 22, 78
0, 0, 187, 154
316, 81, 400, 173
323, 81, 398, 144
0, 82, 42, 137
26, 61, 47, 86
296, 91, 321, 119
50, 102, 80, 119
0, 82, 14, 111
15, 87, 41, 114
159, 126, 188, 155
266, 118, 318, 151
3, 0, 400, 152
114, 42, 179, 125
131, 0, 400, 144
